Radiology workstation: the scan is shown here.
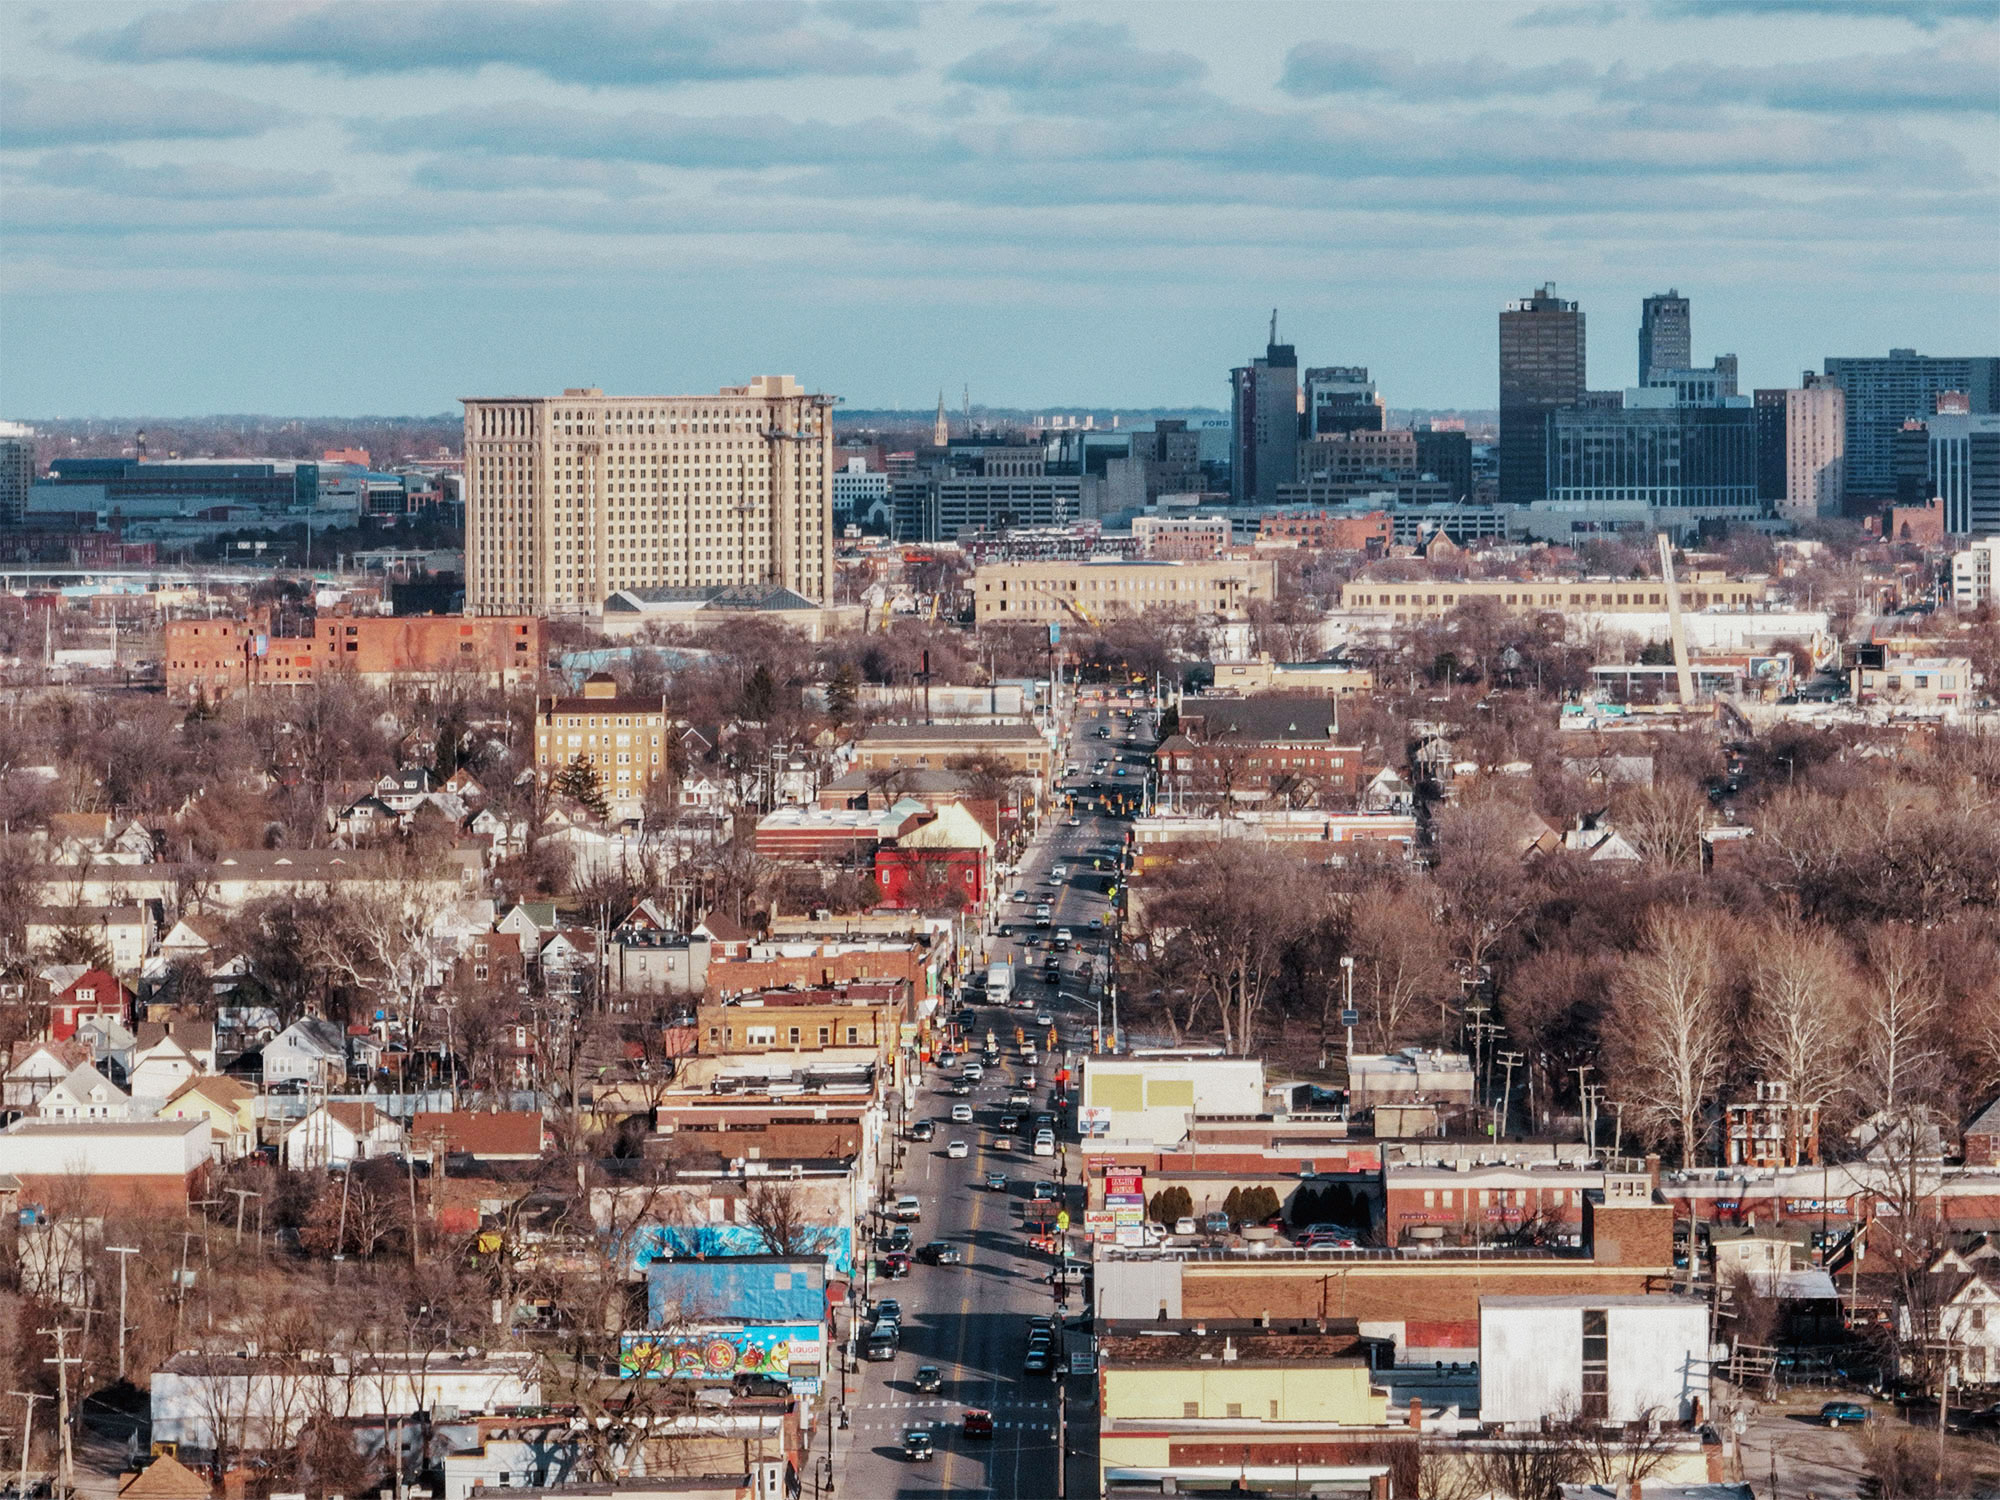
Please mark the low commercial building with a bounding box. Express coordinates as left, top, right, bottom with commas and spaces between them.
1338, 572, 1769, 624
971, 556, 1277, 626
1080, 1053, 1266, 1147
1096, 1322, 1398, 1498
1850, 652, 1977, 709
1479, 1295, 1711, 1425
0, 1118, 213, 1209
849, 722, 1055, 784
696, 981, 909, 1065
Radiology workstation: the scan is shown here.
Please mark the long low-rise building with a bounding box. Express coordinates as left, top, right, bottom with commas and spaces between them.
1337, 571, 1769, 623
0, 1118, 213, 1209
165, 612, 541, 699
972, 556, 1277, 625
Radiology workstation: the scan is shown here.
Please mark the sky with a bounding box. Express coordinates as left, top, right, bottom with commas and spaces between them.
2, 0, 1996, 419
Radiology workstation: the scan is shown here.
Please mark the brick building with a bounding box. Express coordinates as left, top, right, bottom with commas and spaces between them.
165, 612, 541, 699
1255, 509, 1394, 553
1158, 695, 1365, 813
532, 673, 672, 812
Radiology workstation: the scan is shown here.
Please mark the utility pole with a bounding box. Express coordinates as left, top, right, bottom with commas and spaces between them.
225, 1186, 258, 1246
105, 1245, 141, 1381
1495, 1051, 1523, 1143
1571, 1063, 1594, 1150
40, 1325, 78, 1500
10, 1391, 49, 1500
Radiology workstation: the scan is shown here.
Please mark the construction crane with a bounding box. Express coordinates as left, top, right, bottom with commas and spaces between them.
1657, 532, 1695, 707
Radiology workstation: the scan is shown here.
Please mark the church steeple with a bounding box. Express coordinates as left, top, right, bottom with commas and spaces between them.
933, 391, 949, 448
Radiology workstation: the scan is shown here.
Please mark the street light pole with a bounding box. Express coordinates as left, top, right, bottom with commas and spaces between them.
105, 1246, 140, 1381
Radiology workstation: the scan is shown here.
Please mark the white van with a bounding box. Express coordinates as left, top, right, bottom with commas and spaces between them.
987, 960, 1014, 1003
1033, 1129, 1055, 1157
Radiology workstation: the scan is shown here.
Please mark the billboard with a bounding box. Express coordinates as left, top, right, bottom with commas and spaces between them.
1079, 1107, 1113, 1138
620, 1323, 824, 1381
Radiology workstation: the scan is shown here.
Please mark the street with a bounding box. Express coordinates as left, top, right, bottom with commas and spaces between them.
825, 692, 1150, 1499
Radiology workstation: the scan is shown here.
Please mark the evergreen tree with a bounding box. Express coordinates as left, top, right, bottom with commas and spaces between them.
826, 662, 859, 723
551, 755, 610, 819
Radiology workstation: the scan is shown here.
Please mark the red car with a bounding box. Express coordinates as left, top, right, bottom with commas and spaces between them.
884, 1251, 912, 1278
962, 1409, 994, 1439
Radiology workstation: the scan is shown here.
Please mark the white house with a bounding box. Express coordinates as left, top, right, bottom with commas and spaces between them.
262, 1017, 349, 1087
4, 1040, 92, 1111
128, 1021, 216, 1097
37, 1063, 134, 1122
1480, 1295, 1711, 1425
496, 902, 558, 959
282, 1101, 406, 1170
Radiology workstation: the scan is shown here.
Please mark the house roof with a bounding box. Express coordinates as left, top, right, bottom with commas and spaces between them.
7, 1039, 91, 1075
1177, 694, 1339, 744
1967, 1095, 2000, 1137
48, 811, 113, 841
55, 969, 130, 1005
411, 1110, 545, 1158
273, 1017, 347, 1056
50, 1062, 127, 1102
165, 1074, 255, 1109
118, 1454, 212, 1500
136, 1020, 216, 1055
695, 910, 754, 943
313, 1101, 397, 1136
895, 802, 995, 852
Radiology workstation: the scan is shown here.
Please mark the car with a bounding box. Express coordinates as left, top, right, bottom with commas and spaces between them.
963, 1063, 985, 1082
1051, 866, 1068, 881
918, 1240, 963, 1265
1007, 1090, 1032, 1109
1054, 928, 1074, 945
986, 1171, 1009, 1191
1035, 908, 1052, 927
1034, 1128, 1056, 1156
1032, 1181, 1058, 1201
947, 1140, 969, 1160
950, 1103, 973, 1123
1113, 766, 1127, 777
907, 1119, 935, 1142
1011, 889, 1029, 901
913, 1365, 943, 1393
873, 1298, 902, 1323
892, 1195, 923, 1221
1820, 1401, 1868, 1428
1023, 1050, 1039, 1066
901, 1427, 934, 1462
999, 1113, 1020, 1132
1090, 915, 1104, 929
1201, 1211, 1232, 1234
1095, 726, 1110, 738
1066, 817, 1082, 828
1036, 1011, 1054, 1026
962, 1409, 994, 1440
865, 1332, 896, 1361
1023, 1345, 1052, 1373
946, 1081, 972, 1096
886, 1225, 914, 1251
1027, 1314, 1054, 1335
883, 1251, 911, 1278
1174, 1216, 1197, 1236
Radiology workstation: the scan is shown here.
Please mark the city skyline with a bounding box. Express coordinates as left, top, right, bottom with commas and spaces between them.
3, 1, 1997, 418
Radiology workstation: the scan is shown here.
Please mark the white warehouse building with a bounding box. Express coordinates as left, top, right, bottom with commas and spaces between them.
1479, 1295, 1712, 1426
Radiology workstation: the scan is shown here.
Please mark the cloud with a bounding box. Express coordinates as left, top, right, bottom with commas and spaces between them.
949, 21, 1207, 105
80, 0, 918, 85
26, 150, 333, 200
1620, 39, 2000, 113
363, 103, 958, 170
1651, 0, 1998, 27
818, 0, 921, 28
1280, 43, 1599, 100
0, 75, 290, 146
1517, 2, 1627, 24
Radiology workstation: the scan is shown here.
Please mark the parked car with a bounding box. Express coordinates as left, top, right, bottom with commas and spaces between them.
1201, 1211, 1232, 1234
901, 1427, 934, 1461
1821, 1401, 1868, 1428
907, 1119, 935, 1142
865, 1332, 896, 1361
873, 1298, 902, 1323
883, 1251, 912, 1278
947, 1139, 970, 1160
1174, 1216, 1197, 1236
1023, 1344, 1052, 1373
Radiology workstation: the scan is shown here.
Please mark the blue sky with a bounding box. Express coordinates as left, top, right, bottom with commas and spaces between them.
2, 0, 1995, 417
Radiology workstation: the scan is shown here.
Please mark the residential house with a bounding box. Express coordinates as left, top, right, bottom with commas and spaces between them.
128, 1021, 217, 1097
333, 795, 399, 843
26, 905, 156, 975
37, 1064, 134, 1122
48, 969, 134, 1041
262, 1017, 349, 1087
497, 902, 559, 960
1899, 1265, 2000, 1388
1158, 696, 1365, 813
3, 1040, 93, 1112
1561, 815, 1642, 863
466, 806, 528, 860
1966, 1096, 2000, 1168
410, 1111, 547, 1164
282, 1100, 407, 1169
157, 915, 224, 965
76, 1014, 137, 1082
160, 1074, 258, 1161
451, 931, 527, 994
873, 802, 996, 912
538, 929, 599, 999
374, 768, 438, 812
442, 767, 486, 804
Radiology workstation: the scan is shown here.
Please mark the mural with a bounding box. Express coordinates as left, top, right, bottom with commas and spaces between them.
624, 1222, 854, 1279
619, 1323, 824, 1380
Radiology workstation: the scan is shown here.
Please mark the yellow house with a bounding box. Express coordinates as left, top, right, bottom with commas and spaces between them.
159, 1074, 258, 1161
1098, 1324, 1398, 1496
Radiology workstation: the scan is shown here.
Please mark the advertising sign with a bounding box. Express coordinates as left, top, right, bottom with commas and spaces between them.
1784, 1198, 1851, 1216
619, 1323, 824, 1380
1079, 1107, 1113, 1139
1115, 1224, 1147, 1246
1105, 1169, 1144, 1198
1084, 1210, 1116, 1238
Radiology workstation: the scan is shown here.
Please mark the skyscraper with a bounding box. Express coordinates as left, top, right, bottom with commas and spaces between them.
1499, 285, 1585, 506
0, 421, 34, 528
1639, 291, 1691, 385
1752, 377, 1845, 523
1821, 350, 2000, 498
1303, 367, 1383, 436
1230, 317, 1300, 505
461, 376, 834, 616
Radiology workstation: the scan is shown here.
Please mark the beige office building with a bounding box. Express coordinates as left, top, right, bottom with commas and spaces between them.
461, 376, 834, 615
972, 557, 1277, 626
1780, 384, 1846, 523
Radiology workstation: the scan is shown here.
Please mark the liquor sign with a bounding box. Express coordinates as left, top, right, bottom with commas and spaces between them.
1084, 1211, 1117, 1238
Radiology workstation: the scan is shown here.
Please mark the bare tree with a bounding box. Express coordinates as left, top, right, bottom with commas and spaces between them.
741, 1178, 834, 1259
1607, 909, 1729, 1167
1745, 920, 1859, 1165
1615, 778, 1709, 872
1856, 923, 1947, 1119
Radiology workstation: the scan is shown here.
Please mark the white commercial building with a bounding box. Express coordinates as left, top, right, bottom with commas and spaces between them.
1953, 536, 1999, 607
1079, 1052, 1265, 1147
1479, 1295, 1711, 1426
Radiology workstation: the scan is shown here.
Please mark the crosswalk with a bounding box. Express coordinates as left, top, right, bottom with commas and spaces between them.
842, 1397, 1064, 1434
852, 1399, 1053, 1413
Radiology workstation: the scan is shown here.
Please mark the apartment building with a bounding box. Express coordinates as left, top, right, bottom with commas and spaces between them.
461, 376, 833, 616
532, 673, 672, 811
971, 557, 1276, 625
1338, 572, 1768, 622
1130, 514, 1231, 559
164, 613, 541, 699
1850, 653, 1976, 708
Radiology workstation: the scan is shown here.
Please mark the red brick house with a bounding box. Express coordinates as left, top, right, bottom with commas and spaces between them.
48, 969, 134, 1041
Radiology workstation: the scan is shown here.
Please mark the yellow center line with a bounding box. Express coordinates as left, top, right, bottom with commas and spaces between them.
939, 1160, 984, 1492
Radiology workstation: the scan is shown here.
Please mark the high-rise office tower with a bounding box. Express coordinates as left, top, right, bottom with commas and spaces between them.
461, 376, 834, 616
1230, 320, 1300, 505
1821, 350, 2000, 498
1639, 291, 1691, 385
1753, 377, 1845, 522
1303, 367, 1384, 436
1499, 285, 1585, 506
0, 421, 34, 527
